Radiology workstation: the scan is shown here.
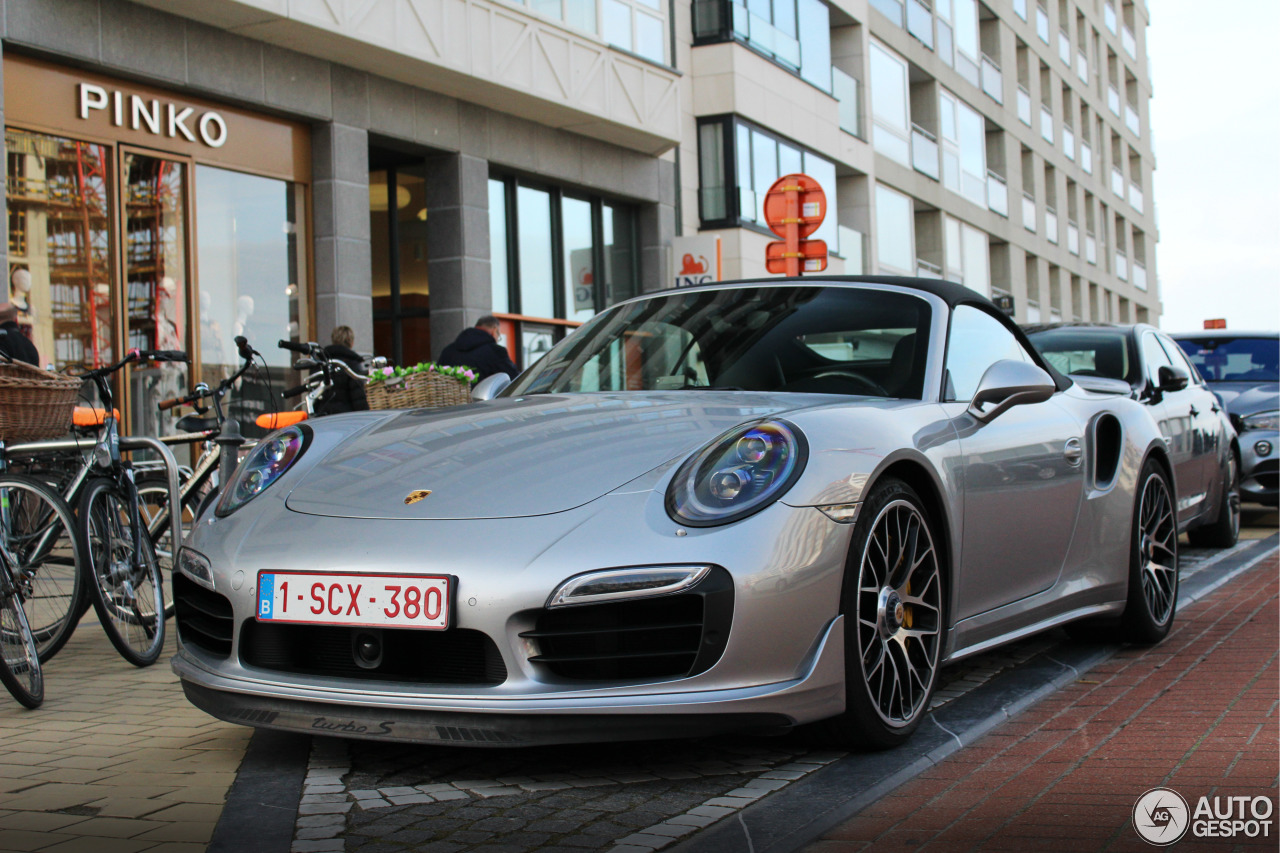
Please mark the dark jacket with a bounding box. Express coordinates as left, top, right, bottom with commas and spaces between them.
0, 322, 39, 367
437, 328, 519, 380
314, 344, 369, 415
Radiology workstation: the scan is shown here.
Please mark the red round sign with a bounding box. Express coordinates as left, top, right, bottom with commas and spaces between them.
763, 173, 827, 239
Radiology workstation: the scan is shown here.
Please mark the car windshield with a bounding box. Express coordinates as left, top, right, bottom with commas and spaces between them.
1026, 328, 1137, 384
506, 286, 933, 399
1174, 336, 1279, 383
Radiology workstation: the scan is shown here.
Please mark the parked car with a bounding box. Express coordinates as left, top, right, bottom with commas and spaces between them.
174, 277, 1178, 751
1025, 323, 1239, 547
1170, 332, 1278, 507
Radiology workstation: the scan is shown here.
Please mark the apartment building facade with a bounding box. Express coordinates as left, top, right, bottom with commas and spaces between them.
0, 0, 1156, 430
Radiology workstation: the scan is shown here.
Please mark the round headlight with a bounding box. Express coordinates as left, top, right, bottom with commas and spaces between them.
217, 425, 309, 516
666, 420, 807, 527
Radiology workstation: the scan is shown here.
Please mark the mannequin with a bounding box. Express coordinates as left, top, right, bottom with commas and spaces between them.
8, 267, 35, 339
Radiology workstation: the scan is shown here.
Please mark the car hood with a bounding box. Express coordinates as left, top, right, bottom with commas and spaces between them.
285, 392, 829, 519
1208, 382, 1278, 417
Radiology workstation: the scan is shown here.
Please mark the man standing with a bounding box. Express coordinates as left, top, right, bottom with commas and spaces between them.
0, 303, 40, 366
438, 316, 519, 380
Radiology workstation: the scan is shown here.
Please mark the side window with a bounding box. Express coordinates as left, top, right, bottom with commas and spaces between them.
1157, 335, 1202, 385
945, 305, 1034, 402
1140, 332, 1174, 387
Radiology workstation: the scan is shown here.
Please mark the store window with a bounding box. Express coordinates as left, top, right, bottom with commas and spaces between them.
692, 0, 831, 91
489, 176, 638, 368
697, 116, 839, 253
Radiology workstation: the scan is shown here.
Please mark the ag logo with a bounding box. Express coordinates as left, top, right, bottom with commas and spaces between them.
403, 490, 432, 505
1134, 787, 1190, 845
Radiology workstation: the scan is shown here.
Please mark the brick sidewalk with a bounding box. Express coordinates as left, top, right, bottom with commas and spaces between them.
808, 555, 1279, 852
0, 615, 250, 852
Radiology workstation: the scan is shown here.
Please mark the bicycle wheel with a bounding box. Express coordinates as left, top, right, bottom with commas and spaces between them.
136, 474, 204, 620
0, 565, 44, 708
0, 475, 86, 663
79, 477, 165, 666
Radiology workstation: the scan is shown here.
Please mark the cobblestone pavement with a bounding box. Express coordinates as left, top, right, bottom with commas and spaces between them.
807, 553, 1280, 852
0, 614, 251, 853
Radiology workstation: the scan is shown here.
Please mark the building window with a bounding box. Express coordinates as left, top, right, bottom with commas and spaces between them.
489, 175, 638, 366
870, 40, 911, 167
875, 183, 914, 274
697, 116, 839, 253
938, 89, 987, 208
692, 0, 832, 91
942, 214, 989, 295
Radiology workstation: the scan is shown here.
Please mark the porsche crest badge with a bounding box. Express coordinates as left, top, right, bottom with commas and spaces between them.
403, 490, 432, 505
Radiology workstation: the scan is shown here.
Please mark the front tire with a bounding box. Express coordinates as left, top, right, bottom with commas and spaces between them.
79, 478, 166, 666
1121, 460, 1178, 644
0, 573, 44, 708
822, 477, 945, 749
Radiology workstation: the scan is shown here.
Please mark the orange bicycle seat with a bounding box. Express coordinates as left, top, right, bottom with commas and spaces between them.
255, 411, 308, 429
72, 407, 121, 427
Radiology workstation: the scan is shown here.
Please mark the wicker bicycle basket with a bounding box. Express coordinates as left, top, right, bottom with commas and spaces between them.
367, 371, 472, 411
0, 361, 82, 443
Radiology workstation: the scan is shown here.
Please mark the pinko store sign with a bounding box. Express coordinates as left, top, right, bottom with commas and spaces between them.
77, 83, 228, 148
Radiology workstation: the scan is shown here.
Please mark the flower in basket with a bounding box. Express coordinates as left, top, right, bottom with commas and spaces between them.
366, 362, 479, 386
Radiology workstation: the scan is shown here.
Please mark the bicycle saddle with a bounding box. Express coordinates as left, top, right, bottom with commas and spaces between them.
174, 414, 219, 434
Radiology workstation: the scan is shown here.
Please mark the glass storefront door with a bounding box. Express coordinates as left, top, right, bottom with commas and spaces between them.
123, 151, 189, 441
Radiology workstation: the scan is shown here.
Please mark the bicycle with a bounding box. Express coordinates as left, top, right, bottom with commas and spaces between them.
75, 348, 186, 667
277, 338, 377, 417
0, 535, 42, 708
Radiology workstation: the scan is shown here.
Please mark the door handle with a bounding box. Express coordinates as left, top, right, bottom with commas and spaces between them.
1064, 437, 1083, 465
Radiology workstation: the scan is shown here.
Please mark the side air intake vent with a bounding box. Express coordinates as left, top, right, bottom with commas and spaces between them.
1093, 414, 1123, 489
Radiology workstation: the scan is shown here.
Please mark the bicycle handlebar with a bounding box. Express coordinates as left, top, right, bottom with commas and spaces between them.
282, 383, 311, 399
278, 339, 313, 355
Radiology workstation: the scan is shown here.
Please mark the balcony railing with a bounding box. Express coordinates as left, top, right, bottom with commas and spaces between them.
1111, 166, 1125, 197
981, 54, 1003, 103
1014, 0, 1027, 20
1067, 220, 1080, 255
1108, 86, 1121, 116
1104, 2, 1117, 34
1062, 124, 1075, 160
1046, 206, 1059, 243
1125, 104, 1141, 136
911, 124, 941, 180
1017, 86, 1032, 125
1036, 6, 1049, 42
1122, 25, 1137, 59
833, 68, 862, 138
1081, 142, 1093, 174
1023, 192, 1037, 232
1085, 231, 1097, 264
1040, 105, 1054, 143
1133, 261, 1147, 291
732, 0, 801, 67
1129, 182, 1144, 213
870, 0, 904, 26
1076, 51, 1088, 83
987, 171, 1009, 217
1116, 252, 1128, 280
907, 0, 934, 49
1058, 30, 1072, 65
916, 258, 943, 279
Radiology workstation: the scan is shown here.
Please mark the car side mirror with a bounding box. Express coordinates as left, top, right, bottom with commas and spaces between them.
472, 373, 512, 401
1157, 364, 1189, 393
967, 360, 1057, 423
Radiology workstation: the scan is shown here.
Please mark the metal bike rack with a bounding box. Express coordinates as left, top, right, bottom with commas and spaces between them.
7, 435, 185, 550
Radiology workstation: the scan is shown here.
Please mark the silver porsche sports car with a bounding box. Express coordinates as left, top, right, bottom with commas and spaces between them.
173, 277, 1176, 750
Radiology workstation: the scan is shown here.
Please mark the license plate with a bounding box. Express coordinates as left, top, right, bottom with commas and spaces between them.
256, 571, 453, 630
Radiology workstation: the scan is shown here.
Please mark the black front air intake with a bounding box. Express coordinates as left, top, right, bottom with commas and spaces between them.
173, 573, 235, 658
521, 566, 733, 682
238, 621, 507, 685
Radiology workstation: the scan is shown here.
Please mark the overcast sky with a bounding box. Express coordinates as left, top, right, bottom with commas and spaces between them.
1147, 0, 1280, 332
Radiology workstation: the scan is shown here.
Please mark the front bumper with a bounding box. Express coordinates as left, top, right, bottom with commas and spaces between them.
172, 615, 847, 747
